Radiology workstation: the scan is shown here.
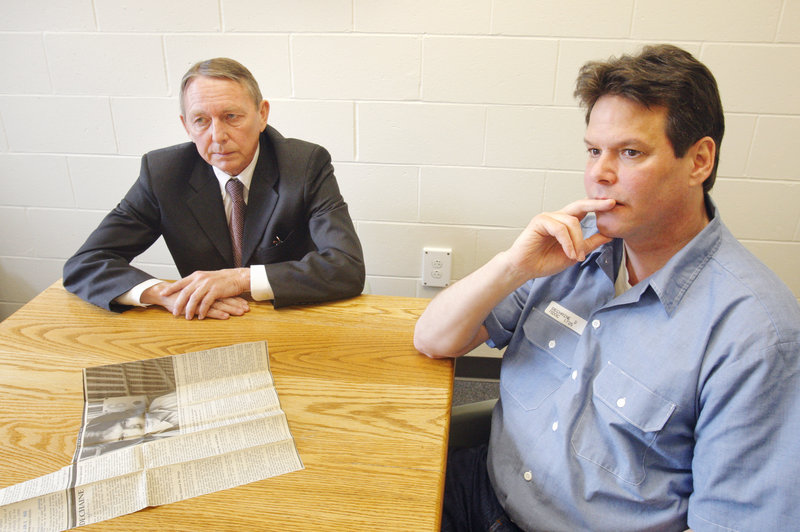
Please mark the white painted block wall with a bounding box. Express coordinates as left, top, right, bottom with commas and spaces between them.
1, 0, 799, 320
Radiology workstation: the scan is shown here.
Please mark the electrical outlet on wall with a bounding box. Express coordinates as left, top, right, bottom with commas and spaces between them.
422, 247, 452, 287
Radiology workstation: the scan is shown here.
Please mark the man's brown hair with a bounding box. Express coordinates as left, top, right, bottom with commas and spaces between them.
575, 44, 724, 192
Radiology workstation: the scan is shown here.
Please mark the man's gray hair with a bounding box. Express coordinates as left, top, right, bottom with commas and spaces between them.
179, 57, 263, 115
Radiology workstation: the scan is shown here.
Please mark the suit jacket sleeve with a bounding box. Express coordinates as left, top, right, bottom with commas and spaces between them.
264, 144, 365, 308
63, 155, 164, 312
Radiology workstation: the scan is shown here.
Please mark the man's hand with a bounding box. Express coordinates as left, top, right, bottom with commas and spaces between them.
503, 198, 616, 283
160, 268, 251, 319
142, 269, 251, 320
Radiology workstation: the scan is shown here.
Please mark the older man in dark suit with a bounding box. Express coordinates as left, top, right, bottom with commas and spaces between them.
64, 58, 364, 320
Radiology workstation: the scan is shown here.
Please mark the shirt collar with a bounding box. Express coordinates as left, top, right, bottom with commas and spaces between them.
647, 198, 722, 315
583, 196, 723, 315
212, 143, 260, 196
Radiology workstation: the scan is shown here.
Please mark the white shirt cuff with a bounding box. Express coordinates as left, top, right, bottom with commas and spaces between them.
115, 278, 163, 307
250, 265, 274, 301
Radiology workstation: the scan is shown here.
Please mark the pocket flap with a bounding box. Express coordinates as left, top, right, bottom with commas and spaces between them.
593, 362, 676, 432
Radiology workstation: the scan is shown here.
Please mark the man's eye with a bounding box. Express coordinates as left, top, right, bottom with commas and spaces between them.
587, 148, 601, 157
622, 149, 641, 158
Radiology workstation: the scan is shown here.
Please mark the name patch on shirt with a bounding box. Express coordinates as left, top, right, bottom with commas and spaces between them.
544, 301, 587, 335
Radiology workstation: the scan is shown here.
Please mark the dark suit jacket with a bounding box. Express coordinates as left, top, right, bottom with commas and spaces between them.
63, 126, 365, 311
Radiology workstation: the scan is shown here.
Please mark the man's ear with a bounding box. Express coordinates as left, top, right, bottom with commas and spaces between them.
180, 115, 191, 137
689, 136, 716, 187
259, 100, 270, 132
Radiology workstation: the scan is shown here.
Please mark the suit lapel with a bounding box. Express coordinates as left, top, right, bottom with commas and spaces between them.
187, 161, 234, 264
242, 133, 280, 265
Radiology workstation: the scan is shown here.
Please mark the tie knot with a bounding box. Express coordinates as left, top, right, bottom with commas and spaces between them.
226, 178, 244, 198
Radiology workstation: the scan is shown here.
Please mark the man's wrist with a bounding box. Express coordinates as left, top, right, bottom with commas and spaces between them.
139, 280, 171, 306
493, 251, 533, 290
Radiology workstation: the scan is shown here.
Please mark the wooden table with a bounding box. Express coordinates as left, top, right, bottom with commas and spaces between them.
0, 281, 453, 530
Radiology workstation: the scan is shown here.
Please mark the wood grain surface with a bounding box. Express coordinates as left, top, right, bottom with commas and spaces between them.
0, 281, 453, 531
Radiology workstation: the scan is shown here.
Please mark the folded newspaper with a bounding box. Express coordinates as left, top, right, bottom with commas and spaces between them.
0, 341, 303, 531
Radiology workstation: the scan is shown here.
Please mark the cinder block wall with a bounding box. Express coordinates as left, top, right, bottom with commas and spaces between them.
2, 0, 799, 320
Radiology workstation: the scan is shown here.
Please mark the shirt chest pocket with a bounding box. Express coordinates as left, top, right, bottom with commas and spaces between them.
571, 362, 676, 485
501, 308, 578, 410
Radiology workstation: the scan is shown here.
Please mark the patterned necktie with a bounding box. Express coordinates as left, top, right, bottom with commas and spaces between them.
225, 178, 246, 267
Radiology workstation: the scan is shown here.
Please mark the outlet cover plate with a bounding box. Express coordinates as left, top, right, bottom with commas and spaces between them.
422, 247, 452, 287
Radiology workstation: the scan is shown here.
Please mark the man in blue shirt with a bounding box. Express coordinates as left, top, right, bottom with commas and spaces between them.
414, 44, 800, 531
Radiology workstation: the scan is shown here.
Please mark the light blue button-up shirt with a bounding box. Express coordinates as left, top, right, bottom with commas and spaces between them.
484, 202, 800, 531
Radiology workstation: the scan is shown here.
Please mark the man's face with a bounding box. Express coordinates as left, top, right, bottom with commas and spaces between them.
583, 94, 704, 247
181, 76, 269, 176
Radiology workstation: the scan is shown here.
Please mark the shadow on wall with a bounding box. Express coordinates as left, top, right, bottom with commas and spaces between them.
0, 265, 52, 321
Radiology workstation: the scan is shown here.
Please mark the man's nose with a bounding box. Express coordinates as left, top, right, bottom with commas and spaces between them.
587, 153, 617, 184
209, 119, 229, 143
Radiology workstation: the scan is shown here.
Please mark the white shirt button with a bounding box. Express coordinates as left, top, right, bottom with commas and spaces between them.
592, 319, 601, 329
552, 421, 559, 431
571, 370, 578, 380
617, 397, 626, 408
548, 340, 556, 348
523, 471, 533, 482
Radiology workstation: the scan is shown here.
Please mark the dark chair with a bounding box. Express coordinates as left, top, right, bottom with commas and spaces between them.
448, 398, 497, 449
